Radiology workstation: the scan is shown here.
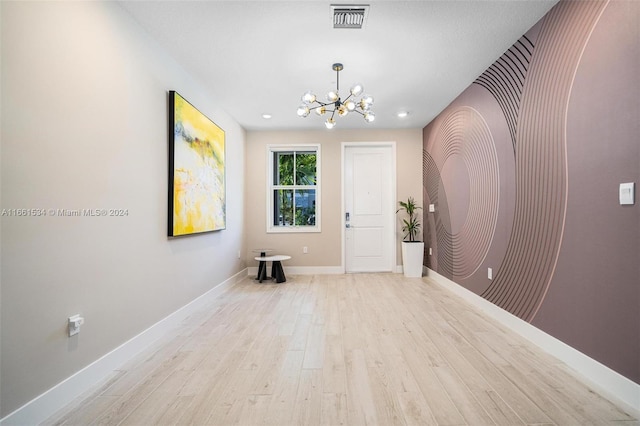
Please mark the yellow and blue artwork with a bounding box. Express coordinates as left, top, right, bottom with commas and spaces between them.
169, 91, 225, 236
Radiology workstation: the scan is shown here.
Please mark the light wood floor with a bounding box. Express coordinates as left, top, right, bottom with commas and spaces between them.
46, 274, 637, 425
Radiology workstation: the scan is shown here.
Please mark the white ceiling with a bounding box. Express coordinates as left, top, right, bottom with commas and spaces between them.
118, 0, 559, 131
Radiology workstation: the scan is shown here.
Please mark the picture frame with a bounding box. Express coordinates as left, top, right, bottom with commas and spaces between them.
168, 91, 226, 237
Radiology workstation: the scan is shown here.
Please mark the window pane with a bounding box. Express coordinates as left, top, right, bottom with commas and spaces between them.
275, 152, 294, 185
295, 189, 316, 226
295, 152, 316, 185
273, 189, 293, 226
269, 146, 319, 231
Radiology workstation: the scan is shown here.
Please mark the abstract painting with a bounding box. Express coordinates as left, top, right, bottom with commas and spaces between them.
168, 91, 225, 236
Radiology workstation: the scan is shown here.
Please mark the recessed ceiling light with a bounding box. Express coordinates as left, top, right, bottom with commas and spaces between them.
262, 113, 272, 119
397, 111, 409, 118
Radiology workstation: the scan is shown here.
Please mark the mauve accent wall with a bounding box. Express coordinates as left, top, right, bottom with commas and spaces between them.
423, 0, 639, 383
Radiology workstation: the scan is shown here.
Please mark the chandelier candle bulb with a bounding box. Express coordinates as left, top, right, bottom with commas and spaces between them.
297, 62, 375, 129
325, 118, 336, 129
297, 105, 310, 117
302, 91, 316, 104
364, 111, 375, 122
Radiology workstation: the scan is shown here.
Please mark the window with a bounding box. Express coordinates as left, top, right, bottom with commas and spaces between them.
267, 145, 320, 233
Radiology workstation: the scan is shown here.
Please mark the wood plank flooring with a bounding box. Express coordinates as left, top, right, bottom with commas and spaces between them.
45, 274, 637, 425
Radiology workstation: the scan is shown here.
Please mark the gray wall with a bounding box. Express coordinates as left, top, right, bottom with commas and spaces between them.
1, 2, 246, 416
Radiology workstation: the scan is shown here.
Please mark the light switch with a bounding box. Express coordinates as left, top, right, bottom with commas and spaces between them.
619, 182, 635, 205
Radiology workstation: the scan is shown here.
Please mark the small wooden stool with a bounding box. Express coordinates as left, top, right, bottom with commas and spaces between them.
254, 255, 291, 283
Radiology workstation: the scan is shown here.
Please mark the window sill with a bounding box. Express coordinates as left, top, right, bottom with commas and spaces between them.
267, 226, 321, 234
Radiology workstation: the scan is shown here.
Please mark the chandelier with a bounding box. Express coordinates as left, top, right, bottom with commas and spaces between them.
297, 63, 375, 129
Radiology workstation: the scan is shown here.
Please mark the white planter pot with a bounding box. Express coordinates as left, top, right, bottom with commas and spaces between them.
401, 241, 425, 277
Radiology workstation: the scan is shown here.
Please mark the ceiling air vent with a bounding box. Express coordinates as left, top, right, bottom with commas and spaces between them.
331, 4, 369, 29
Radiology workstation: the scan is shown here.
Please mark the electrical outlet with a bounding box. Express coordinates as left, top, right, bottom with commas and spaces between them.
303, 246, 308, 254
488, 268, 493, 280
68, 314, 85, 337
237, 250, 241, 259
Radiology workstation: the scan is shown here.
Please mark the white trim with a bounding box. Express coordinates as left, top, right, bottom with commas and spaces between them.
247, 265, 344, 276
0, 269, 248, 426
341, 142, 397, 273
426, 267, 640, 418
266, 144, 321, 233
396, 264, 428, 275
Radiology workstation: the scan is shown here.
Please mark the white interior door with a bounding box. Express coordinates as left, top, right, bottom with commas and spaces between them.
344, 144, 395, 273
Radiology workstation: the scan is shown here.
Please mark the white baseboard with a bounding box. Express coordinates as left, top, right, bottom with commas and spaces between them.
426, 268, 640, 418
247, 265, 416, 276
0, 269, 248, 426
247, 265, 345, 276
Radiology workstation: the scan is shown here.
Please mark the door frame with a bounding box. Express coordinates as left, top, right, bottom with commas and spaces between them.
341, 142, 397, 273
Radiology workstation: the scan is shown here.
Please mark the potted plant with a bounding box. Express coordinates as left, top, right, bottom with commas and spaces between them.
397, 197, 425, 277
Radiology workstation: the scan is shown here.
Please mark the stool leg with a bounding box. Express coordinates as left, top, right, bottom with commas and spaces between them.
257, 262, 264, 282
256, 251, 267, 280
272, 261, 286, 283
257, 261, 268, 283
